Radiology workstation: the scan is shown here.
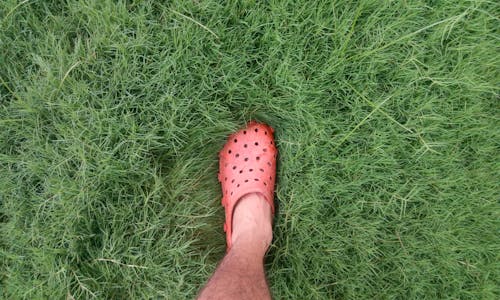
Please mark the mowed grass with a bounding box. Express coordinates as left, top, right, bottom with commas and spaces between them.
1, 0, 499, 299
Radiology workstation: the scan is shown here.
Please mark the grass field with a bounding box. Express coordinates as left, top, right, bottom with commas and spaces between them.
1, 0, 499, 299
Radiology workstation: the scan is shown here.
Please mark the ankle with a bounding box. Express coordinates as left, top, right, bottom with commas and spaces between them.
231, 229, 271, 256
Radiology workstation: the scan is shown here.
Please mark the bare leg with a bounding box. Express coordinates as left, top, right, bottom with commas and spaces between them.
198, 193, 273, 300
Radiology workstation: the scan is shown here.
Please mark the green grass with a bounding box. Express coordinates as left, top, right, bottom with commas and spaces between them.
1, 0, 498, 299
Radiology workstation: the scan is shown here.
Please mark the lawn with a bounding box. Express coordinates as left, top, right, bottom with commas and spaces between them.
1, 0, 498, 299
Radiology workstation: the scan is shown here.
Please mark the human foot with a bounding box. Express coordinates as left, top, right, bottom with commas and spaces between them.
218, 121, 277, 250
198, 192, 273, 300
231, 193, 273, 254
